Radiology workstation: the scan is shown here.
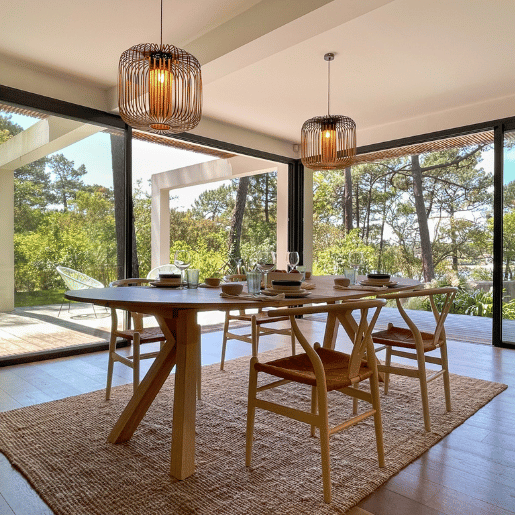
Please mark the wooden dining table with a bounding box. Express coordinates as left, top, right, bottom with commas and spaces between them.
65, 275, 419, 480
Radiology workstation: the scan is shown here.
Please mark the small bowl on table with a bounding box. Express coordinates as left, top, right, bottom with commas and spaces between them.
221, 283, 243, 296
205, 277, 221, 287
334, 277, 350, 288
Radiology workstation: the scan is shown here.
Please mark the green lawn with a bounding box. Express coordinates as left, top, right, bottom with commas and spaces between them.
15, 289, 65, 308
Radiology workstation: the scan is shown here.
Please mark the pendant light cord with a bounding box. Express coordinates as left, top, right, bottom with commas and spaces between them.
160, 0, 163, 48
327, 57, 331, 116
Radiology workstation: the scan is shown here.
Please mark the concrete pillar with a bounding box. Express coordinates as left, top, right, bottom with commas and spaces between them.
0, 170, 14, 311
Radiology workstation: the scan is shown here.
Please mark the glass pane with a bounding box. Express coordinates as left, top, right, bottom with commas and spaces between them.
312, 132, 494, 344
0, 103, 123, 360
132, 135, 278, 329
502, 129, 515, 343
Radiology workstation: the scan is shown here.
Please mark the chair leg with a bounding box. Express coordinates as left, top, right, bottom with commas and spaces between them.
310, 386, 317, 437
105, 334, 117, 401
132, 333, 140, 395
384, 346, 392, 395
416, 348, 431, 432
290, 326, 296, 356
246, 358, 259, 467
197, 325, 202, 401
369, 373, 385, 467
440, 343, 452, 412
252, 317, 259, 359
317, 387, 331, 504
220, 312, 231, 370
352, 383, 359, 415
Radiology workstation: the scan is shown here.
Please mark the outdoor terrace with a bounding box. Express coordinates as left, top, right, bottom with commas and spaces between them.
0, 302, 497, 362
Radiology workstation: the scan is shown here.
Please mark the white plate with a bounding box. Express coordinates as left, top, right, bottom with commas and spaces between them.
150, 281, 183, 288
199, 283, 220, 288
262, 289, 311, 298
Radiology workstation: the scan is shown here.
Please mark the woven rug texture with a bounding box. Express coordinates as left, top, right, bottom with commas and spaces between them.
0, 346, 507, 515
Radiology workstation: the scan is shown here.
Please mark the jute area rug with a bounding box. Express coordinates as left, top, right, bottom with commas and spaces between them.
0, 346, 507, 515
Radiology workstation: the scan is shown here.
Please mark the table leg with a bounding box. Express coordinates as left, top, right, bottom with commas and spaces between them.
107, 316, 178, 444
169, 309, 199, 479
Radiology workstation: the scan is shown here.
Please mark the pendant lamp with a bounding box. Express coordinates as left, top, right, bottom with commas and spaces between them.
301, 53, 356, 170
118, 0, 202, 134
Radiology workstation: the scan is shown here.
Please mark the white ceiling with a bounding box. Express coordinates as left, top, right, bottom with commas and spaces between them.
1, 0, 514, 148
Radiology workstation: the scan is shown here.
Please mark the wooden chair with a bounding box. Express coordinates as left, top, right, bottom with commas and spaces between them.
372, 286, 457, 432
105, 279, 202, 401
105, 278, 165, 400
246, 299, 386, 503
220, 308, 295, 370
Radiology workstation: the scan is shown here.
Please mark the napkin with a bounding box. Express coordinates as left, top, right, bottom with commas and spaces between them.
220, 292, 286, 301
301, 282, 316, 290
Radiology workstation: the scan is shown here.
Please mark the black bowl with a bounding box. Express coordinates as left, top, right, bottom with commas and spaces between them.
367, 273, 390, 280
272, 280, 302, 287
159, 273, 181, 279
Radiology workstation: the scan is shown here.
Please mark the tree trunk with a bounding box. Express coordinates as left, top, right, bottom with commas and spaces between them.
411, 154, 434, 281
110, 134, 139, 279
228, 176, 249, 263
264, 174, 269, 224
355, 180, 360, 237
449, 206, 458, 271
344, 167, 353, 234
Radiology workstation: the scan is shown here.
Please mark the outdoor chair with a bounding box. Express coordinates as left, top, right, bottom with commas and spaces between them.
56, 265, 104, 317
246, 299, 386, 504
220, 308, 296, 370
372, 286, 457, 432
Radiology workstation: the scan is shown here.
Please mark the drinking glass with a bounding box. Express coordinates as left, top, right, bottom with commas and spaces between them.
348, 251, 363, 277
174, 250, 192, 285
286, 251, 299, 272
255, 250, 275, 288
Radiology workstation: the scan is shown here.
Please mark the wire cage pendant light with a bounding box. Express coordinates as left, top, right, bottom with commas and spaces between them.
301, 53, 356, 170
118, 0, 202, 134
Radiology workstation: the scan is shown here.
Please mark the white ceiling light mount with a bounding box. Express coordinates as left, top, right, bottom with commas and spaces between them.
118, 0, 202, 134
301, 53, 356, 170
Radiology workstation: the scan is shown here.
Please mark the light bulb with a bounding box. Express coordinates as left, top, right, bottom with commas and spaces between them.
148, 54, 174, 130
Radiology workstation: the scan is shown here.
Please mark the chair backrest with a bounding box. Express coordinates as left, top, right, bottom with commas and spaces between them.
378, 286, 457, 346
56, 266, 104, 290
146, 264, 182, 279
110, 278, 153, 330
269, 299, 385, 383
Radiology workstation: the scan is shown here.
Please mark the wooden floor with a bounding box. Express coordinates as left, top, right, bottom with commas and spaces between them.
0, 319, 514, 514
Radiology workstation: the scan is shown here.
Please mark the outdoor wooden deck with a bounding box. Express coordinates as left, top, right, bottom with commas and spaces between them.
0, 302, 506, 360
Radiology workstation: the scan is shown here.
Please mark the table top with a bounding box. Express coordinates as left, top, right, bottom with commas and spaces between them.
65, 275, 420, 317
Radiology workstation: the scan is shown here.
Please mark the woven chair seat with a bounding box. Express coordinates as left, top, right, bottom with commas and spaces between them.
114, 326, 165, 343
255, 347, 373, 391
372, 325, 441, 352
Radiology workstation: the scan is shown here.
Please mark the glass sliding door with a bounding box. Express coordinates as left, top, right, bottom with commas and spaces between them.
501, 129, 515, 344
310, 131, 494, 344
0, 103, 125, 361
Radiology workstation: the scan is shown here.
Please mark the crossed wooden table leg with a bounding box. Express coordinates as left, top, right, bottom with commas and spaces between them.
107, 309, 200, 480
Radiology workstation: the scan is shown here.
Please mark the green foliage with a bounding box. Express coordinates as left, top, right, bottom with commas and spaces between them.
313, 229, 375, 275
